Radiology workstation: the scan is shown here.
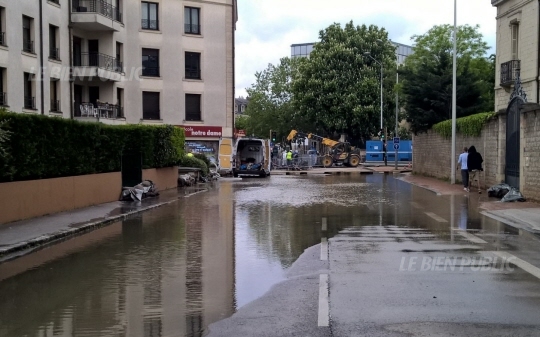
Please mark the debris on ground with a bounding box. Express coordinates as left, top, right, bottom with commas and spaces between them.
120, 180, 159, 201
487, 183, 526, 202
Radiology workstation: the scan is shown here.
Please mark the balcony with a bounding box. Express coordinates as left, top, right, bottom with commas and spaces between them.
0, 92, 6, 106
50, 99, 61, 112
73, 52, 123, 81
49, 47, 60, 61
23, 39, 35, 54
76, 102, 124, 119
500, 60, 520, 87
71, 0, 123, 31
24, 96, 36, 110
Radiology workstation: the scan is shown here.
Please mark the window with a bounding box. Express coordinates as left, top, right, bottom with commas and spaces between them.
185, 52, 201, 79
0, 67, 6, 106
241, 105, 245, 113
184, 7, 200, 34
141, 2, 158, 30
49, 25, 59, 60
142, 48, 159, 77
185, 94, 201, 121
143, 91, 160, 120
511, 24, 519, 60
22, 16, 34, 53
0, 7, 6, 47
23, 72, 35, 109
115, 42, 123, 72
116, 88, 124, 118
50, 80, 60, 112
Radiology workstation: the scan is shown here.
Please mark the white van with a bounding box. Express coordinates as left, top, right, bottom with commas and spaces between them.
232, 138, 271, 177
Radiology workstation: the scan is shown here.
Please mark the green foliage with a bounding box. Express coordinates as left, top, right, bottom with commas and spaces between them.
0, 117, 12, 158
245, 57, 308, 142
293, 22, 397, 141
234, 115, 249, 133
178, 155, 209, 176
401, 24, 493, 134
432, 112, 495, 138
0, 111, 184, 182
193, 152, 211, 168
398, 127, 412, 140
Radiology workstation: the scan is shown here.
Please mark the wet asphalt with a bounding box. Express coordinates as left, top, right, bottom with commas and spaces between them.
1, 174, 540, 336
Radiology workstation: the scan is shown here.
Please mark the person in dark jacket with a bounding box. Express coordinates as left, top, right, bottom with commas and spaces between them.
467, 146, 483, 193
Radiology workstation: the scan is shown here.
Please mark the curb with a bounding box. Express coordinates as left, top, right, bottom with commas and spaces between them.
0, 189, 206, 261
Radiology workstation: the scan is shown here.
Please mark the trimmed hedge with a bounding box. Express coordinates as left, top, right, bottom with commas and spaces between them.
432, 112, 496, 138
0, 111, 185, 182
178, 155, 209, 176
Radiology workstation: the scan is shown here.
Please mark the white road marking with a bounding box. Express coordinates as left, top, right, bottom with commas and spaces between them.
490, 251, 540, 280
320, 238, 328, 261
322, 217, 327, 231
456, 230, 487, 244
318, 274, 329, 327
424, 212, 448, 223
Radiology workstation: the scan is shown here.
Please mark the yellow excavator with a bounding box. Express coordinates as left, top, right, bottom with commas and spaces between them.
286, 130, 361, 168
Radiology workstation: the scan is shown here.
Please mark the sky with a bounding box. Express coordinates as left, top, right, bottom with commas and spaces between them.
235, 0, 497, 98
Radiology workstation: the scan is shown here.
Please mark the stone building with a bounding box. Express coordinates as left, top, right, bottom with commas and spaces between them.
0, 0, 237, 158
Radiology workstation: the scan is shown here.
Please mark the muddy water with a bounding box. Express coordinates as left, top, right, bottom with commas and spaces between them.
0, 174, 525, 337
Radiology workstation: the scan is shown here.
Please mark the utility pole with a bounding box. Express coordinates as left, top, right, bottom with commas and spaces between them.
451, 0, 457, 184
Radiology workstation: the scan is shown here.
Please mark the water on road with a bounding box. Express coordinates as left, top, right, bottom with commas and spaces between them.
0, 174, 538, 337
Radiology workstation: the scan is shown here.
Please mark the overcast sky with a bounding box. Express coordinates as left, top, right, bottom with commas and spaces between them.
235, 0, 497, 98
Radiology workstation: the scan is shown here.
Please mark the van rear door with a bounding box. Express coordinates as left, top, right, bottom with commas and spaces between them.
264, 140, 271, 172
218, 138, 234, 172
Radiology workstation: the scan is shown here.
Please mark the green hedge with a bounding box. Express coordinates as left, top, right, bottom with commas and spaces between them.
0, 111, 185, 182
178, 155, 209, 176
432, 112, 496, 138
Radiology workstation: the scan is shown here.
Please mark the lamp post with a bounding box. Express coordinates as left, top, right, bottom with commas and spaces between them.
451, 0, 457, 184
363, 51, 385, 165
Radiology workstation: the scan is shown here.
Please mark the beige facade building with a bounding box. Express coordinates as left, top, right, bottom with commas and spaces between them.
492, 0, 539, 111
0, 0, 236, 157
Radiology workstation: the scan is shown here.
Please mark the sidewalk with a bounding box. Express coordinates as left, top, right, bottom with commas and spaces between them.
0, 186, 207, 259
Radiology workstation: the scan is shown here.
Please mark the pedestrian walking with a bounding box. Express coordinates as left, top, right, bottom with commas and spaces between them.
467, 146, 484, 194
457, 147, 469, 192
282, 150, 287, 167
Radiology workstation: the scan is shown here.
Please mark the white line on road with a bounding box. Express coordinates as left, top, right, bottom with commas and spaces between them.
320, 238, 328, 261
489, 251, 540, 280
322, 217, 327, 231
318, 274, 329, 327
424, 212, 448, 223
455, 230, 487, 244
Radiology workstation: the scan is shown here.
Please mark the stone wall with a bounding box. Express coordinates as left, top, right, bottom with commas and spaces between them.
413, 104, 540, 201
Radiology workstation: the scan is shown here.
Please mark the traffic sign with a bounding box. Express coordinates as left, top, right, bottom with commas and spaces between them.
393, 143, 400, 150
393, 137, 400, 144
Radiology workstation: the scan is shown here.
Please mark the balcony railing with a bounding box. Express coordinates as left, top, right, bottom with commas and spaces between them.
49, 0, 60, 4
184, 24, 200, 35
50, 99, 60, 112
500, 60, 520, 87
185, 68, 201, 79
23, 39, 35, 54
76, 103, 124, 119
72, 0, 122, 23
0, 32, 5, 47
74, 52, 123, 73
24, 96, 36, 110
0, 92, 7, 106
142, 19, 159, 30
50, 47, 60, 60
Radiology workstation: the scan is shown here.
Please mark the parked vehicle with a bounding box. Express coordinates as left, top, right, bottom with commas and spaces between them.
231, 138, 271, 178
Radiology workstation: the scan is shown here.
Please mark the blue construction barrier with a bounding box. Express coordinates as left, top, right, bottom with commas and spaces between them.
365, 140, 412, 162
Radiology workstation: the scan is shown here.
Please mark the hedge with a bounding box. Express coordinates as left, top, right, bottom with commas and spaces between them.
0, 110, 185, 182
432, 112, 496, 138
178, 155, 209, 176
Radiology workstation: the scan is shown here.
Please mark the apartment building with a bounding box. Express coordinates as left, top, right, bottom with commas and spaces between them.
0, 0, 237, 156
492, 0, 539, 111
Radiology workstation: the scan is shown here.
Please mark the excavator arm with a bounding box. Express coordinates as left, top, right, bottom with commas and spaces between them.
287, 130, 340, 148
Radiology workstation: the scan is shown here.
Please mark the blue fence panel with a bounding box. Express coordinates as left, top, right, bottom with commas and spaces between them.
365, 140, 412, 162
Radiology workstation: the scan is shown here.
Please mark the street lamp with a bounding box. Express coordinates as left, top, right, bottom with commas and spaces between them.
363, 51, 385, 165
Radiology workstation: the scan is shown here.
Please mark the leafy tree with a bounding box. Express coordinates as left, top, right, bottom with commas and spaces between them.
244, 57, 309, 142
401, 24, 493, 134
292, 22, 397, 143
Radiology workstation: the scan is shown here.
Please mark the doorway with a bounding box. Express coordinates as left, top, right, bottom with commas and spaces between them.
505, 97, 522, 188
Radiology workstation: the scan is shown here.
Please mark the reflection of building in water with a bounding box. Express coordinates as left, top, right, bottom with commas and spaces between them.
0, 186, 235, 337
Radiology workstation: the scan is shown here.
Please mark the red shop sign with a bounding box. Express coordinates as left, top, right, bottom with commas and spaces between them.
179, 125, 223, 138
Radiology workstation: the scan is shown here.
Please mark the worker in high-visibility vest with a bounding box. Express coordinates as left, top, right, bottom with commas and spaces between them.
286, 150, 293, 166
187, 151, 194, 157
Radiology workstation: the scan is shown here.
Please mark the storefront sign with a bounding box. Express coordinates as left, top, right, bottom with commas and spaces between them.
234, 129, 246, 138
179, 126, 223, 138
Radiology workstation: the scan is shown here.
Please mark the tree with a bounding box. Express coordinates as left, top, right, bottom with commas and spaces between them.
401, 24, 493, 134
292, 22, 397, 143
244, 57, 309, 141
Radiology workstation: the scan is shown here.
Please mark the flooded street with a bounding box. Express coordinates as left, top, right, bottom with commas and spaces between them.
2, 174, 540, 337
